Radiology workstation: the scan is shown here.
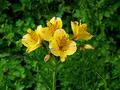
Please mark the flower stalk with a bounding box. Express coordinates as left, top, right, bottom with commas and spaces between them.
52, 69, 56, 90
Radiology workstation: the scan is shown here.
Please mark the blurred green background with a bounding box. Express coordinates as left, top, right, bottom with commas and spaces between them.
0, 0, 120, 90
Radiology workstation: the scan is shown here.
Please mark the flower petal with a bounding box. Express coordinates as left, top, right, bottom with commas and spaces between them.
49, 39, 60, 56
65, 41, 77, 55
27, 28, 39, 41
53, 29, 68, 40
39, 27, 52, 41
26, 43, 40, 53
71, 21, 79, 39
35, 25, 42, 35
47, 17, 62, 29
79, 23, 87, 31
77, 31, 93, 40
60, 52, 67, 62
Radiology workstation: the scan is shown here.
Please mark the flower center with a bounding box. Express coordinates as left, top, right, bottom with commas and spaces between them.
56, 36, 69, 51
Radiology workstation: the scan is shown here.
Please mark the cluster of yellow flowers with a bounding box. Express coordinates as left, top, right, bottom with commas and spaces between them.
22, 17, 93, 62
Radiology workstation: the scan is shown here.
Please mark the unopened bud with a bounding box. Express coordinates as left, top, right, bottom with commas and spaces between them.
84, 44, 94, 49
44, 54, 50, 62
79, 44, 94, 50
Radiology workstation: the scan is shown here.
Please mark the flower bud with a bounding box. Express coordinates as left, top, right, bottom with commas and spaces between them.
44, 54, 50, 62
84, 44, 94, 49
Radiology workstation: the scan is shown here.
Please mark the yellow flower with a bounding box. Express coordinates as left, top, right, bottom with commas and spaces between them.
39, 17, 62, 41
22, 26, 43, 53
71, 21, 93, 40
49, 29, 77, 62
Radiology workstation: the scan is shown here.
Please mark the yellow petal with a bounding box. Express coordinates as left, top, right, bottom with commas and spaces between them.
22, 34, 31, 47
47, 21, 56, 32
53, 29, 68, 40
35, 25, 42, 35
48, 17, 62, 29
71, 21, 79, 39
60, 52, 67, 62
84, 44, 94, 49
39, 27, 52, 41
65, 41, 77, 55
78, 23, 93, 40
77, 31, 93, 40
26, 43, 40, 53
79, 23, 87, 31
49, 39, 60, 56
27, 28, 38, 41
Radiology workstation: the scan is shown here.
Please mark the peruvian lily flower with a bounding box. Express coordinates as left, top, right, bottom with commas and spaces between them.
39, 17, 62, 41
22, 26, 43, 53
71, 21, 93, 40
49, 29, 77, 62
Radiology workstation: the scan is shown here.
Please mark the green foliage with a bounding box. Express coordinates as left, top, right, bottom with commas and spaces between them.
0, 0, 120, 90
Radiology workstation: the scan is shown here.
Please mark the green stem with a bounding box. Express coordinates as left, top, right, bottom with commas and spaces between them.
52, 57, 60, 90
96, 72, 108, 90
52, 70, 56, 90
